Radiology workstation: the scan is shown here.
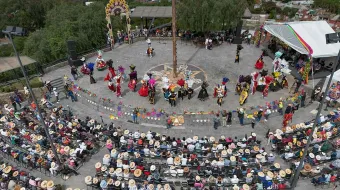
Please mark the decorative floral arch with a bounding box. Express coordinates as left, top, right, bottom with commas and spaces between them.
105, 0, 131, 47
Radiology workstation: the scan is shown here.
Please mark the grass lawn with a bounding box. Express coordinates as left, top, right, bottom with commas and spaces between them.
0, 77, 44, 93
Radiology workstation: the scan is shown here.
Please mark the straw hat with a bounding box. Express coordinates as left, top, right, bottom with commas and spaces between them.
227, 149, 232, 154
115, 168, 122, 174
247, 173, 252, 178
267, 171, 274, 178
157, 184, 163, 190
130, 162, 136, 169
101, 166, 107, 172
243, 184, 250, 190
115, 180, 121, 187
258, 172, 265, 177
221, 135, 226, 140
279, 170, 286, 178
104, 154, 110, 159
150, 165, 156, 171
64, 146, 70, 152
174, 157, 181, 164
117, 159, 122, 164
109, 168, 115, 174
288, 142, 293, 147
85, 176, 92, 184
124, 168, 129, 175
221, 150, 227, 156
210, 136, 215, 142
274, 163, 280, 169
238, 149, 244, 153
309, 153, 315, 159
108, 179, 113, 185
93, 177, 99, 184
154, 141, 160, 147
253, 146, 259, 151
148, 184, 154, 190
285, 169, 292, 174
40, 181, 48, 188
256, 154, 263, 159
111, 149, 116, 155
195, 175, 201, 181
4, 166, 12, 174
141, 133, 146, 138
297, 141, 302, 147
20, 188, 26, 190
193, 136, 199, 141
58, 124, 64, 129
95, 162, 102, 169
233, 184, 239, 190
184, 167, 189, 173
47, 180, 54, 188
245, 149, 250, 154
124, 130, 129, 135
134, 169, 142, 177
230, 156, 236, 162
128, 179, 136, 187
1, 163, 6, 170
316, 155, 321, 161
12, 171, 19, 177
164, 184, 171, 190
304, 163, 312, 171
251, 132, 256, 137
237, 142, 242, 147
113, 132, 118, 136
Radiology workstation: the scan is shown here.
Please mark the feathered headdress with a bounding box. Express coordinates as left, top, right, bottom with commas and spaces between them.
222, 77, 229, 85
97, 50, 103, 57
118, 65, 125, 73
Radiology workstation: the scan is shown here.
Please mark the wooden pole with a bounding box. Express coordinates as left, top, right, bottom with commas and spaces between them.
172, 0, 177, 77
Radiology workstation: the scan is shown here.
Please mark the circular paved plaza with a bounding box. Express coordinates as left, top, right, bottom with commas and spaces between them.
33, 41, 328, 189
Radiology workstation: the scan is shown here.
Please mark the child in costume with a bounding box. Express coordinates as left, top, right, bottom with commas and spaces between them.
128, 65, 137, 91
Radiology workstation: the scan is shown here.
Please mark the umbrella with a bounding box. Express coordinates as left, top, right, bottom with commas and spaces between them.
87, 63, 95, 71
331, 159, 340, 168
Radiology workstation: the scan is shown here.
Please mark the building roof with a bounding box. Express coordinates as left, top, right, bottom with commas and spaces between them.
0, 56, 37, 73
130, 6, 172, 18
243, 8, 252, 19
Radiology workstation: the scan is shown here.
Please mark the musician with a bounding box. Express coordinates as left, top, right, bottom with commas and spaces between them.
149, 86, 156, 104
169, 90, 177, 107
187, 80, 194, 100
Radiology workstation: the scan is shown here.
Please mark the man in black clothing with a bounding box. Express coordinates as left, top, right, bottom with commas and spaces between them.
71, 66, 78, 80
294, 78, 302, 93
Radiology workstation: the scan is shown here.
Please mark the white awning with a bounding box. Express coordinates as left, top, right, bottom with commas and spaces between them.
264, 21, 340, 58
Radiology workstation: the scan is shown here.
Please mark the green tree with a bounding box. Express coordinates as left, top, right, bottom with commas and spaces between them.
177, 0, 246, 32
313, 0, 340, 14
23, 1, 108, 64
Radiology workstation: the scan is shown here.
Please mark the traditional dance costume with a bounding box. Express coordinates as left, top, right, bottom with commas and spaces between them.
138, 80, 149, 97
281, 75, 288, 89
263, 85, 269, 98
115, 75, 122, 98
169, 90, 177, 107
251, 72, 259, 95
128, 65, 137, 91
254, 56, 264, 70
222, 77, 229, 97
187, 80, 194, 100
198, 82, 209, 101
108, 82, 116, 92
216, 87, 223, 106
95, 51, 107, 71
149, 87, 156, 104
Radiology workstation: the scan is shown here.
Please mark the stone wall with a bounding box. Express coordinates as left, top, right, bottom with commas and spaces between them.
0, 88, 43, 105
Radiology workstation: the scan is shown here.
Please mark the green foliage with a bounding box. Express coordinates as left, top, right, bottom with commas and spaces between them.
0, 45, 14, 57
177, 0, 247, 32
282, 7, 299, 18
313, 0, 340, 14
23, 2, 108, 64
0, 77, 43, 92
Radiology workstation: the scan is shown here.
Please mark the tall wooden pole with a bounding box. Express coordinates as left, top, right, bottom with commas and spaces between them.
172, 0, 177, 77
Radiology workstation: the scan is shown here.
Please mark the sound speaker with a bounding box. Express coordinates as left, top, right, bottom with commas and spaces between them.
233, 20, 243, 44
67, 40, 77, 60
68, 58, 83, 67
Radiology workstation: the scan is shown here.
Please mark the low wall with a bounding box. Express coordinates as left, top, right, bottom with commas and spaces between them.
0, 88, 43, 104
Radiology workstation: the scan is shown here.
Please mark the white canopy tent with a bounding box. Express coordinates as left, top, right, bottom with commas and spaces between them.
264, 21, 340, 58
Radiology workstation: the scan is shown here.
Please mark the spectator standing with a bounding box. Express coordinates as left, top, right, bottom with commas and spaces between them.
71, 66, 78, 80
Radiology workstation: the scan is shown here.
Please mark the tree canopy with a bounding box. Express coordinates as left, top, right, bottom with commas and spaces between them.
177, 0, 247, 32
22, 2, 115, 64
313, 0, 340, 14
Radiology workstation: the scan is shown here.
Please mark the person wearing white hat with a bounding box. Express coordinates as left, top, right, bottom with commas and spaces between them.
230, 175, 239, 184
52, 88, 59, 103
311, 166, 321, 174
49, 162, 59, 176
268, 153, 275, 163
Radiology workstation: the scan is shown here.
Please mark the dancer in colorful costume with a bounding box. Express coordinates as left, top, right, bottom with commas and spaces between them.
254, 55, 264, 70
95, 50, 107, 71
221, 77, 229, 97
115, 74, 122, 98
128, 65, 137, 91
251, 72, 259, 95
138, 80, 149, 97
108, 81, 116, 92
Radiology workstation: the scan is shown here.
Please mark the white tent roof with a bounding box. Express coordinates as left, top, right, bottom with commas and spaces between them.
264, 21, 340, 58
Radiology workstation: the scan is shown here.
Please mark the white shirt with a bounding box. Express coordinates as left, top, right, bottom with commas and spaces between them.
167, 157, 174, 165
231, 177, 239, 184
103, 157, 111, 165
146, 133, 153, 140
134, 132, 140, 139
53, 90, 58, 97
181, 158, 187, 166
217, 144, 224, 150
